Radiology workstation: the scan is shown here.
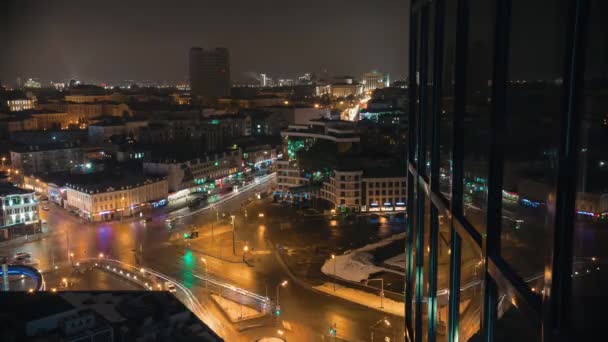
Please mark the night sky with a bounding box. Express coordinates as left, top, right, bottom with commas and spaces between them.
0, 0, 410, 85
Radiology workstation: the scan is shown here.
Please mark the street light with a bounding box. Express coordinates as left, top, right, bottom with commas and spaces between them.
276, 280, 288, 316
98, 253, 104, 258
200, 257, 208, 290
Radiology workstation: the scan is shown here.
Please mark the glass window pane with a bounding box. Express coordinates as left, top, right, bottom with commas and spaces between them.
422, 192, 431, 338
458, 234, 483, 341
411, 14, 421, 165
462, 0, 495, 234
424, 4, 435, 178
437, 212, 451, 341
572, 0, 608, 336
500, 0, 566, 289
409, 176, 419, 328
439, 0, 457, 200
494, 279, 541, 341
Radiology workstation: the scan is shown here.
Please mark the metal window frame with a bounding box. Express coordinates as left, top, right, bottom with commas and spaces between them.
407, 0, 590, 341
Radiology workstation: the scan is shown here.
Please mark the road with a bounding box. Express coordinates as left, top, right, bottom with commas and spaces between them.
0, 173, 405, 342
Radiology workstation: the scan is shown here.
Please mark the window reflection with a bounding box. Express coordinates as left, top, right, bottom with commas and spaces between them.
458, 234, 483, 341
462, 0, 495, 234
438, 0, 457, 201
499, 0, 566, 290
572, 0, 608, 336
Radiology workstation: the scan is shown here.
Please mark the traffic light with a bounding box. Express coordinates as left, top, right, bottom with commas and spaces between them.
183, 233, 190, 239
275, 305, 281, 316
329, 326, 336, 336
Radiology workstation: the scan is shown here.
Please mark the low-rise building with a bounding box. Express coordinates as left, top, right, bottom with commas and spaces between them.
143, 149, 242, 193
318, 169, 407, 212
64, 92, 126, 103
320, 170, 363, 210
65, 173, 168, 221
10, 129, 88, 145
363, 173, 407, 212
0, 116, 38, 135
6, 98, 35, 112
0, 183, 39, 240
29, 110, 70, 129
10, 142, 84, 175
88, 120, 148, 145
242, 144, 277, 172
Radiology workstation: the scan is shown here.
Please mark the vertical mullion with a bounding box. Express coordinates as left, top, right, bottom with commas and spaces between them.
406, 7, 420, 337
543, 0, 589, 340
448, 0, 468, 341
482, 0, 510, 340
428, 0, 446, 341
448, 229, 462, 342
415, 6, 429, 342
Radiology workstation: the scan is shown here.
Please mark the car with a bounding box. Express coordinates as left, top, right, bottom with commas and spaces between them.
165, 281, 177, 293
42, 206, 50, 211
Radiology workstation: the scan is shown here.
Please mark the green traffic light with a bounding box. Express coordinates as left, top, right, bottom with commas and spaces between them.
183, 233, 189, 239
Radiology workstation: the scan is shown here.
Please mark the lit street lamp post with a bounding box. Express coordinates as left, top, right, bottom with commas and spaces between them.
276, 280, 288, 316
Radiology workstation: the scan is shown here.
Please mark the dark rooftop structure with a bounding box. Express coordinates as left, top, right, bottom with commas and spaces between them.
0, 182, 34, 196
64, 170, 165, 194
10, 141, 81, 153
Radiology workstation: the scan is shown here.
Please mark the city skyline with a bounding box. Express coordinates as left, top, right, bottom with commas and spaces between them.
0, 0, 410, 85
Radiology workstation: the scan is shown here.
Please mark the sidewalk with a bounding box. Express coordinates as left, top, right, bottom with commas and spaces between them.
0, 229, 59, 249
271, 238, 405, 318
313, 282, 405, 317
210, 294, 265, 323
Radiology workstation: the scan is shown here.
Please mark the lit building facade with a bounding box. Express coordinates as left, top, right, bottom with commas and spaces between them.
64, 93, 126, 103
319, 170, 407, 212
320, 170, 363, 210
331, 83, 363, 98
65, 177, 168, 221
361, 71, 386, 93
0, 184, 39, 239
7, 99, 35, 112
143, 149, 242, 193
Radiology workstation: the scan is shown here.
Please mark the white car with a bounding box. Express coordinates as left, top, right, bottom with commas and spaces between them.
165, 281, 177, 293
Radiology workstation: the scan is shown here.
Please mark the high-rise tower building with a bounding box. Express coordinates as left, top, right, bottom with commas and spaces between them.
189, 47, 230, 104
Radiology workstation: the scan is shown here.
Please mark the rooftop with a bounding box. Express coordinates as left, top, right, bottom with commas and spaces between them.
11, 142, 81, 153
0, 183, 33, 196
0, 292, 76, 323
64, 171, 165, 194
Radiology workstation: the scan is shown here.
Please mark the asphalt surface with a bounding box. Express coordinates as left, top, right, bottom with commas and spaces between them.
0, 175, 406, 342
